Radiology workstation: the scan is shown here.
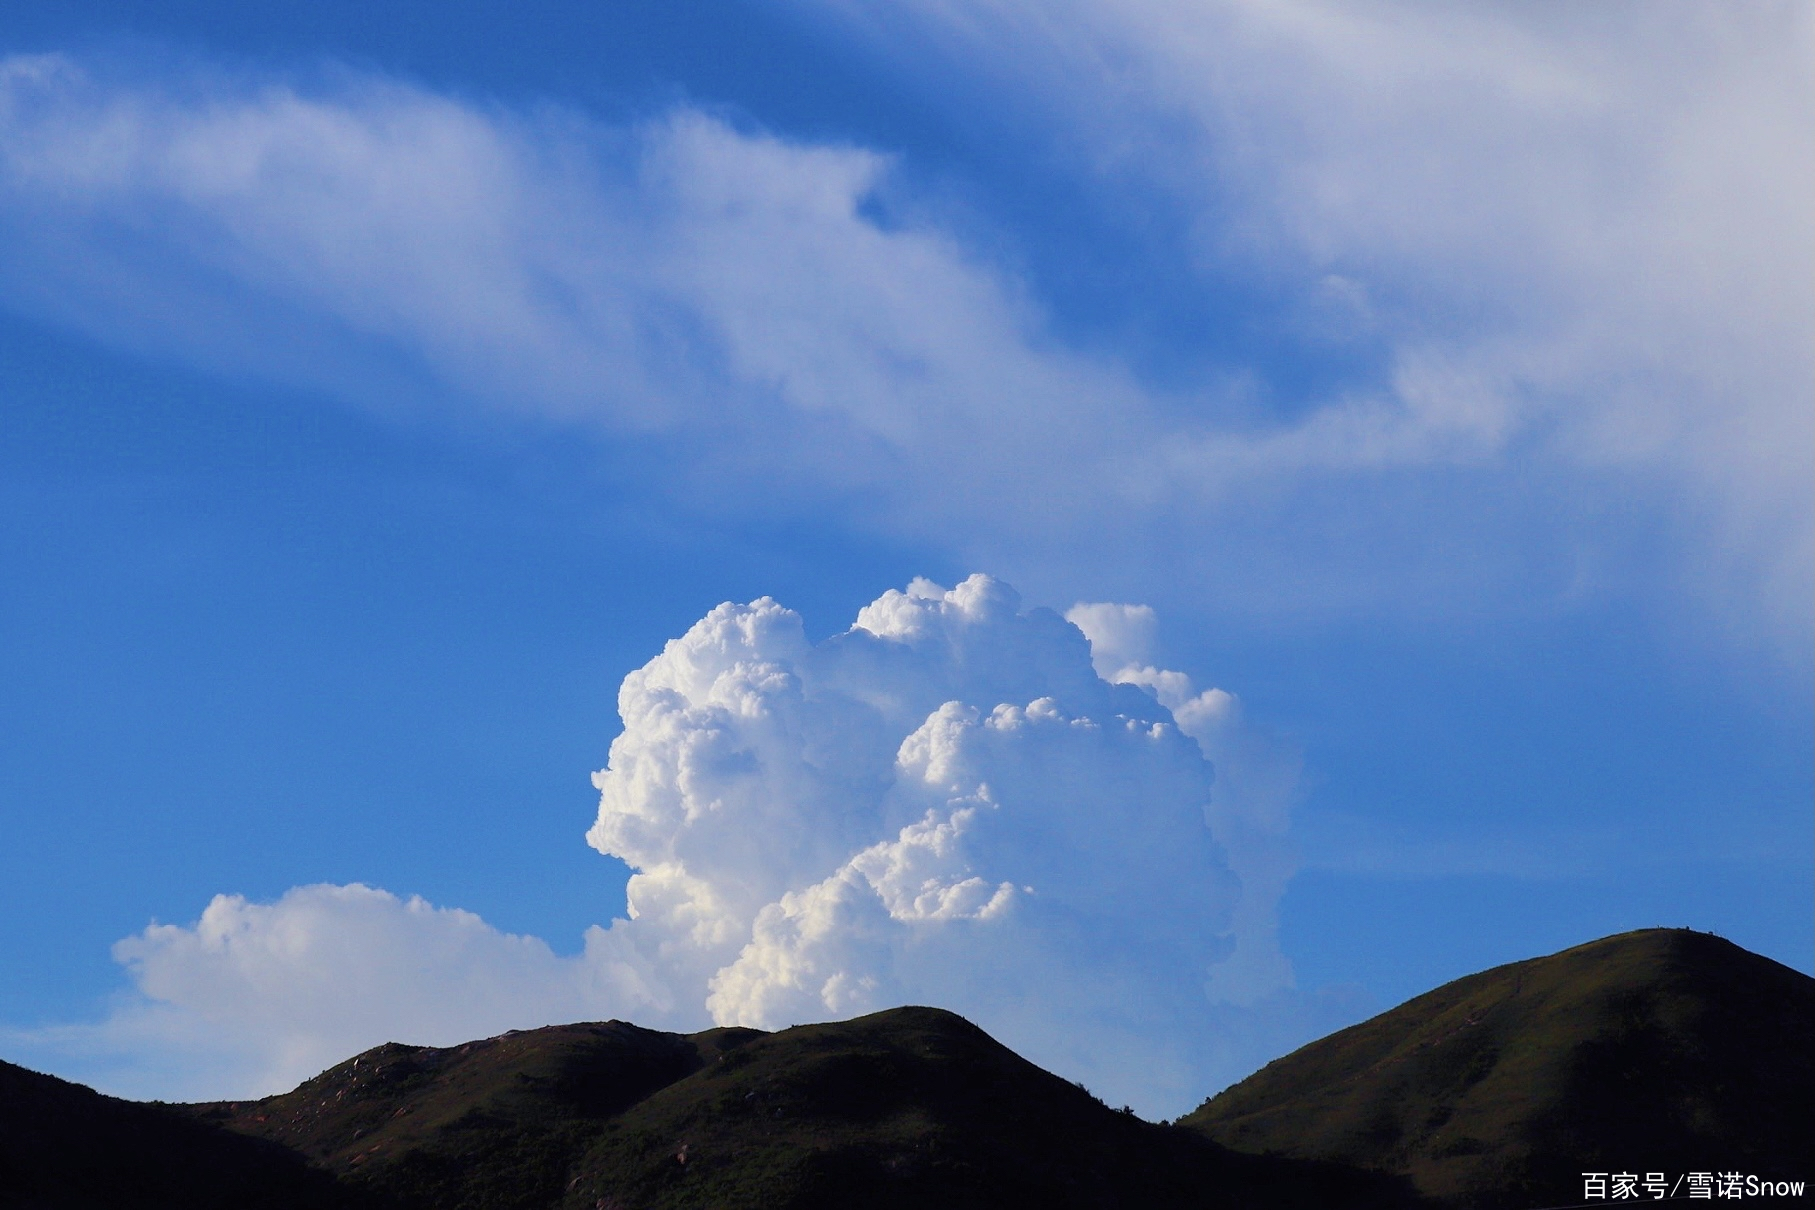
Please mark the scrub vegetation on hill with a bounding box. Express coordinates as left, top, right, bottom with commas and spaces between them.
1184, 929, 1814, 1208
189, 1007, 1412, 1210
1, 929, 1806, 1210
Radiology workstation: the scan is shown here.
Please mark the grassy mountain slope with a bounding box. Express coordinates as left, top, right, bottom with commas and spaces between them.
199, 1007, 1416, 1210
0, 1058, 358, 1210
1182, 929, 1813, 1208
188, 1019, 754, 1210
545, 1006, 1413, 1210
7, 927, 1800, 1209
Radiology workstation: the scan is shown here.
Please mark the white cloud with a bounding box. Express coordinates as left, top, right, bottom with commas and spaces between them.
6, 883, 665, 1101
582, 575, 1245, 1113
1, 10, 1804, 1116
0, 54, 1148, 540
804, 0, 1815, 641
1067, 601, 1299, 1005
12, 577, 1315, 1117
2, 39, 1807, 643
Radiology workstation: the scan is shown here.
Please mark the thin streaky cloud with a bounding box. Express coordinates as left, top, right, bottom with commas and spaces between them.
1, 39, 1807, 641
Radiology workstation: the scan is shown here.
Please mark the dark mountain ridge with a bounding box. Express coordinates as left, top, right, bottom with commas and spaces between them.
1183, 928, 1813, 1207
184, 1019, 755, 1210
1, 928, 1805, 1209
189, 1006, 1413, 1210
0, 1057, 355, 1210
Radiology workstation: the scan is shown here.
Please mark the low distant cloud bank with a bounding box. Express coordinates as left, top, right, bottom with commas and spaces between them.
0, 23, 1808, 643
41, 884, 647, 1100
10, 577, 1328, 1116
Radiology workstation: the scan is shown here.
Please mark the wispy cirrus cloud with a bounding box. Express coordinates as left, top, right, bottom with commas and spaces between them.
802, 0, 1815, 639
0, 53, 1152, 531
2, 31, 1807, 641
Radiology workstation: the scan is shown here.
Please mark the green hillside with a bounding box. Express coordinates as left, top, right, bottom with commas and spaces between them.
3, 927, 1802, 1209
1182, 929, 1813, 1208
542, 1007, 1412, 1210
196, 1007, 1415, 1210
186, 1019, 762, 1210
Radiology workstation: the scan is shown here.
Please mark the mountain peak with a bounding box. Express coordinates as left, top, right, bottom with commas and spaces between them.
1182, 928, 1813, 1207
4, 931, 1802, 1209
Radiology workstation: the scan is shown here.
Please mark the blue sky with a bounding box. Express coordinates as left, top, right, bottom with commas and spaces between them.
1, 1, 1809, 1115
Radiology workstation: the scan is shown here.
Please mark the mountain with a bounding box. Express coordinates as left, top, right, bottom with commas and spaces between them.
2, 927, 1802, 1209
183, 1019, 739, 1210
1182, 929, 1814, 1208
0, 1057, 358, 1210
189, 1007, 1415, 1210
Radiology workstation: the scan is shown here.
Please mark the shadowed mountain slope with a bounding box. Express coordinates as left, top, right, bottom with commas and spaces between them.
0, 1058, 359, 1210
6, 928, 1799, 1209
187, 1019, 762, 1210
531, 1006, 1414, 1210
1182, 929, 1814, 1208
193, 1007, 1416, 1210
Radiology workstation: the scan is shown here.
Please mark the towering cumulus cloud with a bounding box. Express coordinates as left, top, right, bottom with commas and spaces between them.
16, 576, 1300, 1115
586, 575, 1244, 1110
